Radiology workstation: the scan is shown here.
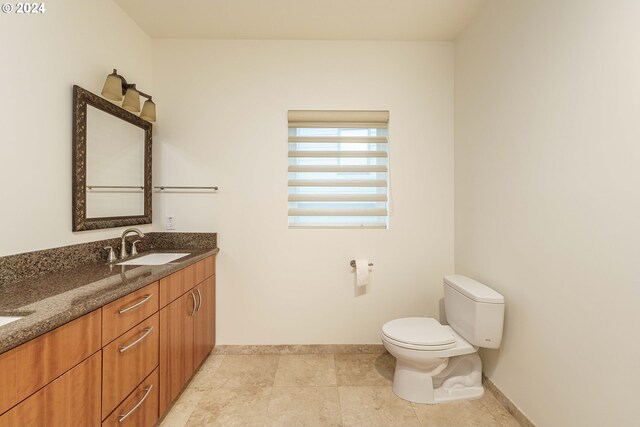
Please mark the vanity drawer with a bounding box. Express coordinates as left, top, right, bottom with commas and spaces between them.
102, 368, 159, 427
204, 255, 215, 279
159, 264, 195, 308
102, 282, 159, 346
0, 309, 101, 413
192, 256, 215, 286
0, 350, 101, 427
194, 259, 206, 284
102, 313, 159, 420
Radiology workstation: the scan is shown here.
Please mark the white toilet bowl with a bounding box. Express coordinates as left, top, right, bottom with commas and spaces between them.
381, 276, 505, 404
381, 317, 483, 404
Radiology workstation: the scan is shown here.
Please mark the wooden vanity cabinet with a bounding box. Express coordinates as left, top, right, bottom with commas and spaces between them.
159, 255, 216, 417
0, 253, 216, 426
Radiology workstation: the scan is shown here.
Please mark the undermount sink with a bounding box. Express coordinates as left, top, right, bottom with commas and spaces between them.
116, 253, 191, 266
0, 316, 23, 328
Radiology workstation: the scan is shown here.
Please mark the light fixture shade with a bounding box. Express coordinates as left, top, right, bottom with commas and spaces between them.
101, 71, 123, 101
140, 99, 156, 122
122, 87, 141, 112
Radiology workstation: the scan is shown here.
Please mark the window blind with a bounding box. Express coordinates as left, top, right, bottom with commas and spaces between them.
288, 110, 390, 229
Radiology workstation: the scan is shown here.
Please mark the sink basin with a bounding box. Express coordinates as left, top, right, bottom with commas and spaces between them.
116, 253, 190, 266
0, 316, 23, 327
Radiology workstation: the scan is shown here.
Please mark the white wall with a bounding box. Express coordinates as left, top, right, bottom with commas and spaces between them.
455, 1, 640, 426
0, 0, 153, 256
152, 40, 454, 344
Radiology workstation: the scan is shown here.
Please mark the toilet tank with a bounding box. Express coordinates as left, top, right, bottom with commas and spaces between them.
443, 275, 505, 349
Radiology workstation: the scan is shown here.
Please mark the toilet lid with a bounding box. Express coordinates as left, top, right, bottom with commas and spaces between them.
382, 317, 456, 348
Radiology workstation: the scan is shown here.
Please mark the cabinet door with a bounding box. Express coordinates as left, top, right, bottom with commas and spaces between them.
0, 351, 101, 427
193, 275, 215, 369
159, 290, 195, 416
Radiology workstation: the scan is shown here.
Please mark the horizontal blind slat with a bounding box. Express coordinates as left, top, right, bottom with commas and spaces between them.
288, 151, 388, 158
288, 180, 387, 187
288, 165, 388, 173
289, 209, 388, 217
287, 110, 389, 124
288, 122, 388, 129
288, 194, 388, 202
289, 136, 387, 143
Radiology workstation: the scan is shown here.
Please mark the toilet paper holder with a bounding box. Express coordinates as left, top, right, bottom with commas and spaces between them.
350, 260, 374, 268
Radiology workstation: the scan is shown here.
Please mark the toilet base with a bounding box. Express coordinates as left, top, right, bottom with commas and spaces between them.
392, 353, 484, 404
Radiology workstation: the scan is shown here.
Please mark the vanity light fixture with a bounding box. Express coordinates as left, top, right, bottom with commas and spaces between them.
101, 69, 156, 122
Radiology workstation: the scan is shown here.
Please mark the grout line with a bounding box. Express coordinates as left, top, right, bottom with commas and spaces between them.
333, 354, 345, 427
262, 354, 279, 427
410, 401, 424, 427
476, 394, 507, 427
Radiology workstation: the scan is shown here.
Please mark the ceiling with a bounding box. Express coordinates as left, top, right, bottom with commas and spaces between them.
115, 0, 487, 41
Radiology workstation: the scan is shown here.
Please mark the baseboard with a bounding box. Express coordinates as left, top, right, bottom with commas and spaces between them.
212, 344, 387, 355
483, 375, 536, 427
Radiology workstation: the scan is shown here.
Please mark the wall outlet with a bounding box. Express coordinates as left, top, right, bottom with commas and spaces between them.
165, 216, 176, 230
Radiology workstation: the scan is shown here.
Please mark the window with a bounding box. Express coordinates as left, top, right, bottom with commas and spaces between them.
288, 110, 390, 229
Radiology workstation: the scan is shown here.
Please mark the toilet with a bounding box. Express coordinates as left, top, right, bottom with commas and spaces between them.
381, 275, 505, 404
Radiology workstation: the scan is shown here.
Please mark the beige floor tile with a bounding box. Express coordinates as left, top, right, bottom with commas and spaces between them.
335, 353, 395, 386
189, 355, 226, 390
265, 386, 342, 427
479, 392, 521, 427
412, 398, 501, 427
185, 387, 272, 427
274, 354, 337, 386
160, 387, 207, 427
164, 352, 522, 427
211, 355, 280, 387
338, 386, 421, 427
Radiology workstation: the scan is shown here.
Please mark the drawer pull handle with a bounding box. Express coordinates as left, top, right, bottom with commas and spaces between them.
119, 327, 154, 353
118, 294, 153, 314
195, 288, 202, 313
118, 384, 153, 423
190, 291, 197, 316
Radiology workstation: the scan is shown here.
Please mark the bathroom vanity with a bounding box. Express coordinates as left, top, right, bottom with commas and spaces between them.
0, 247, 217, 427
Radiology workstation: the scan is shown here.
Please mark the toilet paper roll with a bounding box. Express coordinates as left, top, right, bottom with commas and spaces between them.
355, 259, 370, 287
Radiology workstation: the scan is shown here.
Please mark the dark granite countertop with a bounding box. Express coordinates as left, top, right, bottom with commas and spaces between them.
0, 247, 219, 355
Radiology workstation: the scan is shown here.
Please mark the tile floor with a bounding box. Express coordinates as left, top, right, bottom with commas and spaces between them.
160, 353, 521, 427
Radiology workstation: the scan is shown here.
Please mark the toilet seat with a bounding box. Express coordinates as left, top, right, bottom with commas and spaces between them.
382, 317, 456, 350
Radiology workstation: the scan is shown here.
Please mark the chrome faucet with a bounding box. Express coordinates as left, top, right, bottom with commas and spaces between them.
120, 228, 145, 259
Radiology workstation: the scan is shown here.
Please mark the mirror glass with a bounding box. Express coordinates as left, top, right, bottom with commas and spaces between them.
86, 105, 145, 218
72, 85, 152, 232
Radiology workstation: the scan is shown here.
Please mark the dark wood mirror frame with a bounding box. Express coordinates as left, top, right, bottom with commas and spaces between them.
72, 85, 152, 231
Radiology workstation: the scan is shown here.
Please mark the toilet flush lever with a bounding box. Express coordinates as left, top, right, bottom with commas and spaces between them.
350, 260, 373, 268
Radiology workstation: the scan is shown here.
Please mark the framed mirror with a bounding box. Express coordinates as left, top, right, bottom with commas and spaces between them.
72, 85, 152, 231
